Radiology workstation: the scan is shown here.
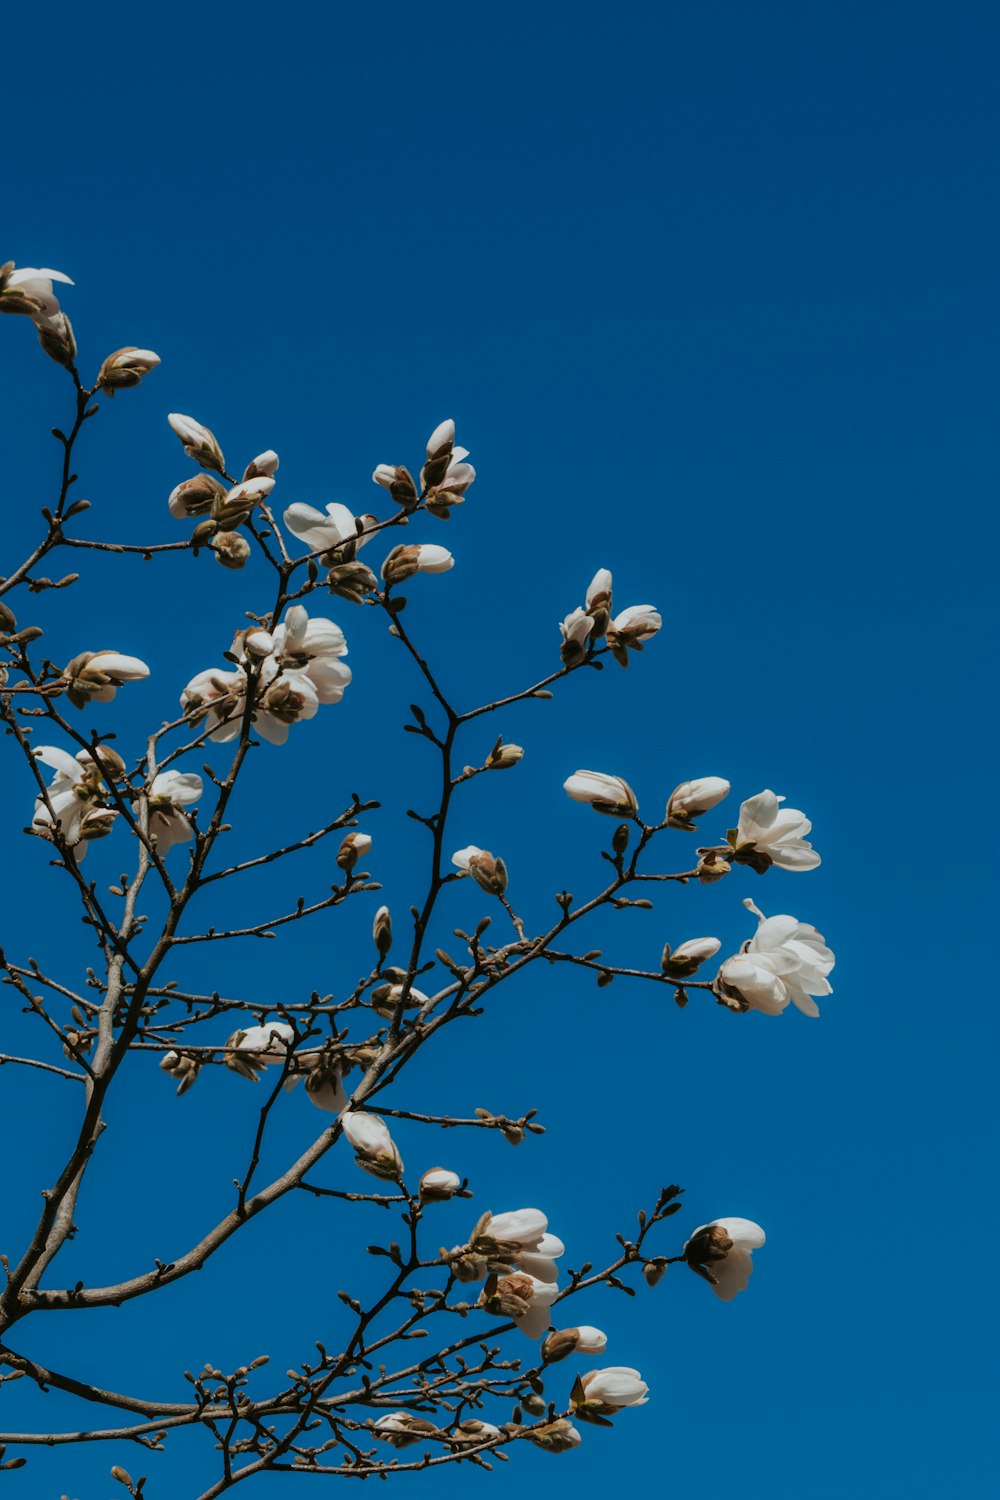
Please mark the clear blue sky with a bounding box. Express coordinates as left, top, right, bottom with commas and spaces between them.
1, 1, 996, 1495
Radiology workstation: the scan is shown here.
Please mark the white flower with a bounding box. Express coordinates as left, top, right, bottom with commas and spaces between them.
572, 1326, 608, 1353
586, 569, 613, 609
342, 1110, 403, 1179
517, 1232, 565, 1285
283, 501, 361, 556
483, 1270, 559, 1339
578, 1367, 649, 1410
97, 347, 161, 392
483, 1208, 549, 1248
168, 473, 227, 519
607, 605, 662, 665
420, 418, 476, 500
734, 789, 820, 871
717, 899, 834, 1017
147, 770, 202, 853
419, 1167, 462, 1201
372, 1413, 437, 1449
661, 936, 721, 979
181, 648, 329, 746
244, 450, 279, 478
304, 1070, 349, 1114
666, 776, 731, 828
454, 1420, 502, 1444
219, 475, 276, 520
272, 605, 352, 704
168, 412, 225, 473
563, 770, 638, 818
683, 1217, 765, 1300
31, 745, 116, 857
559, 606, 594, 664
451, 845, 507, 896
230, 1021, 294, 1058
381, 543, 455, 583
528, 1419, 582, 1453
0, 265, 74, 321
64, 650, 150, 709
180, 666, 248, 742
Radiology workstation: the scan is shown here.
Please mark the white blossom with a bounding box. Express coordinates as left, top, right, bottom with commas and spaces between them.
483, 1208, 549, 1248
666, 776, 731, 827
168, 412, 225, 472
563, 770, 638, 817
229, 1022, 294, 1058
572, 1325, 608, 1353
31, 746, 116, 857
419, 1167, 462, 1201
684, 1217, 765, 1300
64, 650, 150, 708
559, 606, 594, 663
381, 543, 455, 583
578, 1367, 650, 1410
271, 605, 352, 704
283, 501, 362, 555
98, 347, 161, 391
586, 569, 613, 609
420, 418, 476, 500
244, 450, 279, 478
607, 604, 662, 664
304, 1070, 349, 1114
342, 1111, 403, 1178
147, 770, 203, 853
734, 789, 820, 871
719, 898, 834, 1018
0, 265, 74, 321
662, 936, 721, 979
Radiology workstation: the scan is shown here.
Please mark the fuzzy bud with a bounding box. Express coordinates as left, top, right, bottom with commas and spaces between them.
667, 777, 731, 830
327, 560, 378, 603
168, 412, 225, 474
337, 831, 372, 871
169, 473, 227, 520
486, 741, 524, 770
372, 905, 392, 958
243, 450, 279, 480
36, 312, 77, 367
211, 531, 251, 570
419, 1166, 462, 1202
160, 1049, 200, 1096
660, 936, 721, 979
98, 346, 160, 394
372, 463, 419, 507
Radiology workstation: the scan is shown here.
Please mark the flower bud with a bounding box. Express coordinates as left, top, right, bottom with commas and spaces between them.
419, 1166, 462, 1202
342, 1110, 404, 1179
660, 936, 721, 979
78, 807, 117, 841
169, 473, 227, 520
372, 904, 392, 958
585, 568, 613, 637
380, 543, 455, 585
563, 770, 638, 818
576, 1367, 649, 1412
98, 346, 160, 394
421, 418, 456, 489
168, 412, 225, 474
243, 450, 279, 480
451, 845, 508, 897
606, 604, 662, 666
372, 463, 418, 507
486, 741, 524, 770
643, 1257, 668, 1287
337, 831, 372, 871
559, 606, 593, 665
327, 560, 379, 603
373, 1413, 438, 1449
36, 312, 77, 367
666, 777, 731, 830
160, 1049, 200, 1096
696, 849, 731, 883
527, 1418, 582, 1454
211, 531, 251, 570
63, 650, 150, 709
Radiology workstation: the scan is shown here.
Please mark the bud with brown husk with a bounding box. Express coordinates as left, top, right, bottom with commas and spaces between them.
211, 531, 251, 570
418, 1166, 462, 1202
372, 463, 419, 508
170, 473, 227, 520
467, 848, 508, 897
683, 1222, 734, 1286
327, 559, 378, 603
696, 848, 731, 884
372, 1413, 439, 1450
479, 1271, 536, 1321
78, 808, 117, 842
37, 313, 77, 367
160, 1049, 201, 1096
372, 905, 392, 959
527, 1418, 581, 1454
0, 601, 17, 635
337, 831, 372, 872
485, 739, 524, 770
97, 347, 160, 394
168, 413, 225, 475
643, 1257, 668, 1287
660, 937, 721, 980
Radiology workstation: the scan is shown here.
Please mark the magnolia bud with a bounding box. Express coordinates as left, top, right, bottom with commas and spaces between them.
381, 544, 454, 585
160, 1049, 200, 1096
660, 936, 721, 979
98, 346, 161, 393
486, 742, 524, 770
327, 560, 378, 603
419, 1166, 462, 1202
563, 770, 638, 818
243, 450, 279, 480
78, 807, 117, 841
541, 1329, 581, 1363
696, 850, 731, 884
667, 777, 731, 830
36, 312, 77, 367
372, 463, 418, 507
337, 831, 373, 871
242, 628, 275, 662
0, 601, 17, 634
79, 744, 126, 780
527, 1418, 581, 1454
168, 412, 225, 474
643, 1257, 668, 1287
372, 905, 392, 958
169, 473, 227, 520
211, 531, 251, 570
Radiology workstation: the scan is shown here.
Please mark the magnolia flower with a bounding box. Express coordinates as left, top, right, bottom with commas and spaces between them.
683, 1217, 766, 1300
451, 845, 508, 897
0, 264, 74, 321
420, 418, 476, 506
528, 1418, 582, 1454
303, 1065, 349, 1115
168, 412, 225, 473
661, 936, 721, 979
666, 776, 731, 829
482, 1270, 559, 1339
180, 666, 248, 741
372, 905, 392, 957
147, 770, 202, 853
372, 463, 419, 507
733, 789, 820, 872
419, 1167, 462, 1202
543, 1325, 608, 1362
271, 605, 351, 704
607, 605, 662, 666
372, 1413, 438, 1449
214, 475, 276, 527
97, 346, 160, 393
482, 1207, 549, 1248
34, 311, 77, 366
168, 473, 227, 519
180, 657, 323, 745
563, 770, 638, 817
63, 650, 150, 709
718, 898, 834, 1018
586, 569, 613, 611
381, 543, 454, 584
337, 831, 372, 871
31, 745, 117, 857
244, 450, 279, 479
223, 1021, 295, 1080
342, 1111, 403, 1179
453, 1420, 503, 1444
559, 607, 594, 665
283, 501, 361, 556
577, 1367, 650, 1411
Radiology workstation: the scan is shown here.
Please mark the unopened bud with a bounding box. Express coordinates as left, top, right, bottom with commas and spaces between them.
36, 313, 77, 367
372, 463, 419, 507
643, 1257, 668, 1287
660, 936, 721, 979
170, 473, 227, 520
327, 560, 378, 604
612, 822, 630, 855
168, 412, 226, 475
419, 1166, 462, 1202
211, 531, 251, 570
241, 627, 275, 662
98, 346, 160, 393
78, 808, 117, 841
160, 1049, 201, 1096
696, 850, 731, 884
0, 601, 18, 634
243, 450, 279, 480
666, 777, 731, 830
337, 831, 372, 871
486, 741, 524, 770
372, 905, 392, 958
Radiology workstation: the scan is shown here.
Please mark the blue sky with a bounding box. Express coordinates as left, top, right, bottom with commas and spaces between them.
1, 1, 996, 1495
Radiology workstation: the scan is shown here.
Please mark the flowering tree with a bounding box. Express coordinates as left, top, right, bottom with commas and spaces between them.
0, 263, 835, 1497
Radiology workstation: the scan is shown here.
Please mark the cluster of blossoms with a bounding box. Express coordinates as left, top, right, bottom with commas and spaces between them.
180, 605, 351, 744
31, 747, 202, 860
0, 262, 160, 385
166, 413, 278, 572
559, 568, 662, 668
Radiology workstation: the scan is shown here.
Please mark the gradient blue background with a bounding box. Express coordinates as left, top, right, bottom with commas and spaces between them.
1, 1, 995, 1495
